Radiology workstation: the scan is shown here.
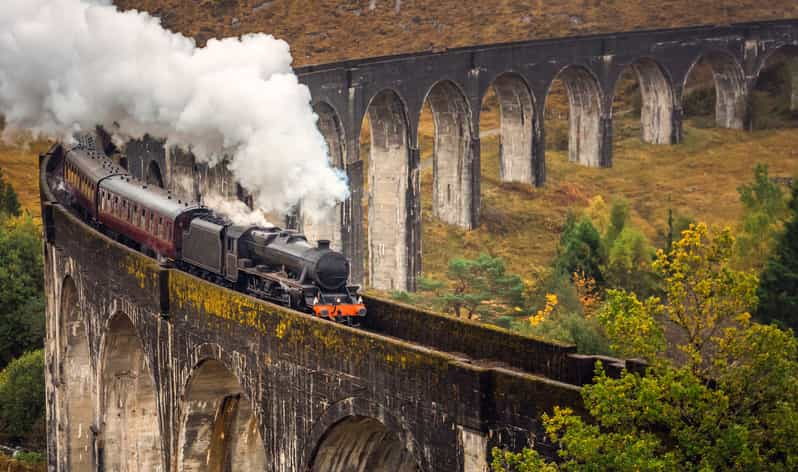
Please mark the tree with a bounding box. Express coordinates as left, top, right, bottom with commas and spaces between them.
493, 224, 798, 471
433, 254, 525, 321
0, 168, 21, 218
603, 198, 629, 247
0, 350, 45, 446
652, 223, 758, 372
735, 164, 787, 268
757, 181, 798, 331
603, 227, 656, 297
656, 208, 694, 254
554, 214, 604, 285
595, 290, 664, 362
598, 199, 657, 296
0, 216, 45, 370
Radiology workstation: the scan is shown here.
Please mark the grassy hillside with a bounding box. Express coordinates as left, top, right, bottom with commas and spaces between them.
0, 140, 50, 221
418, 122, 798, 284
114, 0, 798, 66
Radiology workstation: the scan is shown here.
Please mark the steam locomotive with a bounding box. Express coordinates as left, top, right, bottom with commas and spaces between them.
52, 133, 366, 324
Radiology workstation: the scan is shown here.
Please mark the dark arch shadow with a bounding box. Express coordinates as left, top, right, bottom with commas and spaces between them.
99, 312, 164, 471
682, 50, 746, 129
359, 89, 411, 291
751, 45, 798, 129
177, 358, 266, 472
611, 58, 677, 145
419, 79, 475, 229
58, 275, 93, 471
303, 398, 424, 472
303, 101, 346, 250
545, 65, 605, 167
146, 160, 164, 188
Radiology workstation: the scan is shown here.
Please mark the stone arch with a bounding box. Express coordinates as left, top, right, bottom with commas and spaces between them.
755, 44, 798, 114
682, 50, 747, 129
484, 73, 537, 184
303, 101, 346, 250
310, 417, 419, 472
177, 359, 266, 472
545, 65, 605, 167
611, 58, 677, 144
361, 89, 411, 291
305, 398, 423, 472
420, 80, 475, 229
99, 312, 163, 471
146, 159, 164, 188
58, 275, 93, 470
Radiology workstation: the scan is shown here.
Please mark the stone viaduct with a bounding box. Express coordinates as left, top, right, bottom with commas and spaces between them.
45, 19, 798, 472
41, 148, 643, 471
124, 19, 798, 292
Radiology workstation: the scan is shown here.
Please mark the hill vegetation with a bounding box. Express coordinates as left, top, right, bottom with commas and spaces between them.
114, 0, 798, 66
0, 171, 46, 459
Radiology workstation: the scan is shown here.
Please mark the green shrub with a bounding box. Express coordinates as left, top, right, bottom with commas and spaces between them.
682, 87, 715, 117
0, 216, 45, 371
0, 350, 45, 445
14, 452, 44, 465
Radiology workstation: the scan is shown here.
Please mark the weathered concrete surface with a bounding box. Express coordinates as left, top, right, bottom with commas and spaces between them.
121, 20, 798, 291
100, 314, 162, 472
492, 74, 536, 184
628, 59, 677, 144
364, 90, 411, 291
43, 150, 645, 470
425, 81, 475, 229
693, 51, 748, 129
555, 65, 605, 167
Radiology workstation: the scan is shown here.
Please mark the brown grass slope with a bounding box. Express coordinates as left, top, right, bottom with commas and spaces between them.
416, 120, 798, 284
115, 0, 798, 66
0, 141, 49, 221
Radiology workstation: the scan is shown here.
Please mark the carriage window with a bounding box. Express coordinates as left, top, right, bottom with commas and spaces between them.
227, 237, 233, 251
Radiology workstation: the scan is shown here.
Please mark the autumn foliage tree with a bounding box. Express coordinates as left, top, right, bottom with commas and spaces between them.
492, 224, 798, 471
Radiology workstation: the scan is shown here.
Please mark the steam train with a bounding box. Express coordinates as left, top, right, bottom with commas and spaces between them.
51, 133, 366, 324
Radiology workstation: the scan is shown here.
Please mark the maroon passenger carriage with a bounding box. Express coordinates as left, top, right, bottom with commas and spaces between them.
62, 134, 206, 261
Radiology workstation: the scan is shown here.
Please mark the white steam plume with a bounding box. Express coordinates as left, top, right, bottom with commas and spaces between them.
0, 0, 348, 218
203, 193, 273, 228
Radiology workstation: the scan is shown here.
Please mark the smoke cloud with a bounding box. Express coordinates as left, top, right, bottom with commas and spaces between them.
0, 0, 349, 218
203, 193, 273, 228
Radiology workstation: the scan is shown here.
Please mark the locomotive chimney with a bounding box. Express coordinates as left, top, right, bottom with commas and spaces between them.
317, 240, 331, 250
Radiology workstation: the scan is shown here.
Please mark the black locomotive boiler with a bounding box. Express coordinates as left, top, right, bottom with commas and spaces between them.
51, 133, 365, 324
